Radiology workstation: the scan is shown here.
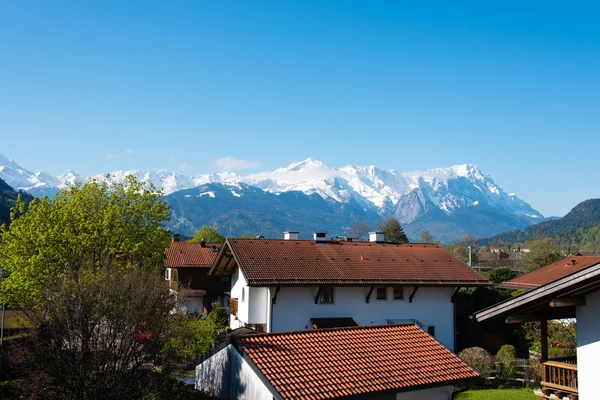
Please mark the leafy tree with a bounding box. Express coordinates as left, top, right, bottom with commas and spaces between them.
190, 225, 225, 244
419, 230, 433, 243
458, 347, 494, 378
446, 241, 479, 266
376, 218, 408, 243
520, 237, 562, 272
0, 176, 171, 307
487, 268, 518, 285
346, 221, 370, 241
10, 265, 199, 399
496, 344, 517, 380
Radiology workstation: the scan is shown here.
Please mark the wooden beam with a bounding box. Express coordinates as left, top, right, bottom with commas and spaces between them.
314, 287, 322, 305
365, 286, 375, 304
505, 308, 576, 324
409, 287, 419, 303
271, 286, 281, 305
541, 319, 548, 363
550, 297, 586, 308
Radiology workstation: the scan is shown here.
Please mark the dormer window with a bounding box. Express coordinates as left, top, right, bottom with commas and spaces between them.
376, 287, 387, 300
318, 287, 334, 304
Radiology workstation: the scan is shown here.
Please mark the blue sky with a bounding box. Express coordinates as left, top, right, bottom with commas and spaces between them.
1, 1, 598, 217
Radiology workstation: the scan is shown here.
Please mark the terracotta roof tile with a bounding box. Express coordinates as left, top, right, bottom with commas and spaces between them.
502, 256, 600, 289
165, 241, 220, 268
218, 239, 489, 286
237, 324, 480, 399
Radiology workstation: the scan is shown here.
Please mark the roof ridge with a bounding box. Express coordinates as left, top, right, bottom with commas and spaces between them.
238, 322, 416, 340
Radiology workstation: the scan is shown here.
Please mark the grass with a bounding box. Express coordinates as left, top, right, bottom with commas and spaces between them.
455, 388, 538, 400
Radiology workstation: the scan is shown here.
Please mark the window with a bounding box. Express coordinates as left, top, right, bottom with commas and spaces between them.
164, 268, 171, 281
318, 287, 334, 304
242, 287, 245, 302
376, 287, 387, 300
427, 325, 436, 337
393, 287, 404, 300
172, 269, 178, 283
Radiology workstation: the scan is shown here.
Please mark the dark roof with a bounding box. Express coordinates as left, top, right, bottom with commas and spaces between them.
211, 238, 490, 287
310, 317, 358, 329
165, 241, 221, 268
236, 323, 480, 400
501, 256, 600, 290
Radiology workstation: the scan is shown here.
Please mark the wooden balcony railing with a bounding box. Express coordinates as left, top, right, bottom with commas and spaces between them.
542, 360, 578, 395
229, 298, 238, 317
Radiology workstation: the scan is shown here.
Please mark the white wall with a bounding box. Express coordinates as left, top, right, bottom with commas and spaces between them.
271, 286, 455, 350
230, 268, 249, 329
396, 386, 453, 400
577, 289, 600, 400
247, 287, 268, 324
195, 345, 273, 400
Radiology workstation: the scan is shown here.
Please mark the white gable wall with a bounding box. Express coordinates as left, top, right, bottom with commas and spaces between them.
576, 289, 600, 400
230, 268, 249, 329
195, 344, 273, 400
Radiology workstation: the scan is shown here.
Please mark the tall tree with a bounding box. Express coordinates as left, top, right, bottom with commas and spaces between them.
419, 230, 433, 243
0, 176, 171, 307
377, 218, 408, 243
520, 237, 563, 272
346, 221, 370, 241
190, 225, 226, 244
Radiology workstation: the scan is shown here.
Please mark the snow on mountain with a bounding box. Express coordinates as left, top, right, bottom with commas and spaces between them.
0, 154, 543, 224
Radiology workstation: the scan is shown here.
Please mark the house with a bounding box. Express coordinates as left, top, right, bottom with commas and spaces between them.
474, 256, 600, 400
209, 231, 490, 351
195, 323, 481, 399
164, 237, 230, 314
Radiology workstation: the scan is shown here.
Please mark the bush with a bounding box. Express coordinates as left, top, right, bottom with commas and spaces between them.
459, 347, 494, 378
488, 268, 517, 285
524, 356, 542, 385
496, 344, 517, 380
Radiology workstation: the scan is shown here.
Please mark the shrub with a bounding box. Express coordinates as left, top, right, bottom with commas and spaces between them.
459, 347, 494, 378
524, 356, 542, 385
496, 344, 517, 380
488, 268, 517, 285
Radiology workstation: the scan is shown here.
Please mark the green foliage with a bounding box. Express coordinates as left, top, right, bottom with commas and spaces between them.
419, 230, 433, 243
495, 344, 517, 380
487, 268, 517, 285
455, 388, 539, 400
0, 177, 33, 227
190, 226, 226, 244
519, 238, 562, 272
0, 176, 171, 307
377, 217, 408, 243
459, 346, 494, 378
446, 242, 479, 265
523, 320, 577, 357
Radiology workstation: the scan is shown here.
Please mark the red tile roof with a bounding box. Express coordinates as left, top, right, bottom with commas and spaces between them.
237, 323, 480, 399
502, 256, 600, 290
212, 239, 489, 286
165, 241, 220, 268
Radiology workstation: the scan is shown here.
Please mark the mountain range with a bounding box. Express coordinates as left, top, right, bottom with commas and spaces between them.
0, 154, 546, 242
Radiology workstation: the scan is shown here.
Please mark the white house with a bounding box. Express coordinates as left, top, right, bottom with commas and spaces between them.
196, 323, 481, 400
474, 256, 600, 400
209, 232, 490, 351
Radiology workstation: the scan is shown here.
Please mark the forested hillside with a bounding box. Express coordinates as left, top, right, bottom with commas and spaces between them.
0, 177, 33, 226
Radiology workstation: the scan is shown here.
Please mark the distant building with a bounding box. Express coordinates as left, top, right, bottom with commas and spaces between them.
164, 237, 230, 314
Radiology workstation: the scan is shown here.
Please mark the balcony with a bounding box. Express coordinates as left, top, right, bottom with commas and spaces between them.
229, 298, 238, 317
540, 356, 577, 400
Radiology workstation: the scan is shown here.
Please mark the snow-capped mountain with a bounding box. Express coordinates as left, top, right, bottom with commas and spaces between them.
0, 154, 544, 241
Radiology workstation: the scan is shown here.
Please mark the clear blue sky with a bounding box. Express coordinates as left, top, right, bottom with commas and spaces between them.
1, 1, 598, 217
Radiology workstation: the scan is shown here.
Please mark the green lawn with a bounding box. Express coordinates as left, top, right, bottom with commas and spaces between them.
455, 388, 538, 400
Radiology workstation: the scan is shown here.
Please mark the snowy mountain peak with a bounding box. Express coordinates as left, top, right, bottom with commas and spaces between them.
0, 154, 23, 170
278, 157, 327, 172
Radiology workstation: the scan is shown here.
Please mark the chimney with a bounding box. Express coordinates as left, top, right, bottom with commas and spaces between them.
200, 239, 206, 248
284, 231, 299, 240
172, 234, 180, 242
314, 232, 327, 243
369, 232, 385, 243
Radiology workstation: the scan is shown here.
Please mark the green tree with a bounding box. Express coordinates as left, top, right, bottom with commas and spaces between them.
446, 242, 479, 266
487, 268, 518, 285
520, 237, 562, 272
377, 218, 408, 243
346, 221, 370, 241
419, 230, 433, 243
496, 344, 517, 380
0, 176, 171, 307
190, 225, 226, 244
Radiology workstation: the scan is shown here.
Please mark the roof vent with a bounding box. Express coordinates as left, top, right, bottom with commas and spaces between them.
314, 232, 327, 243
284, 231, 299, 240
369, 232, 385, 243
